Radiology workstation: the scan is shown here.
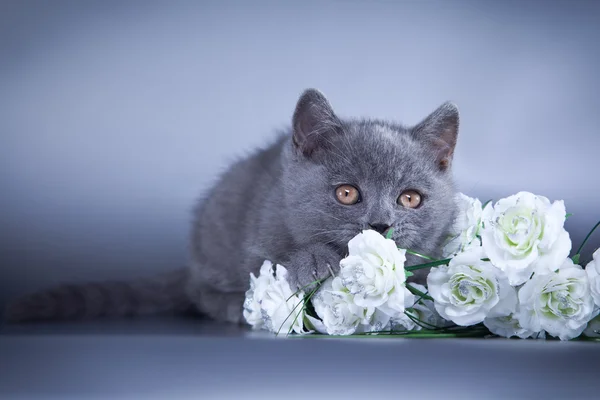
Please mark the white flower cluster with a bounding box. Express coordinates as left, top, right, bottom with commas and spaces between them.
244, 230, 446, 336
311, 230, 421, 335
243, 260, 308, 335
243, 191, 600, 341
430, 191, 599, 341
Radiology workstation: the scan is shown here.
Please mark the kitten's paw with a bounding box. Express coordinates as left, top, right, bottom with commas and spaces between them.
285, 244, 341, 292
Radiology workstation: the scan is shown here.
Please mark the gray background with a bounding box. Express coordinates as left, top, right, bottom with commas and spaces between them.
1, 0, 599, 309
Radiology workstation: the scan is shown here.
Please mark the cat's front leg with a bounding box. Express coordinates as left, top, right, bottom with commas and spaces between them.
283, 243, 342, 291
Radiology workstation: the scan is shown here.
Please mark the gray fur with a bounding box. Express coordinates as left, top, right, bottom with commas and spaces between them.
5, 89, 459, 324
5, 269, 190, 322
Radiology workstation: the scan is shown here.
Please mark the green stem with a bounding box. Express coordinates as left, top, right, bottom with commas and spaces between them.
406, 257, 489, 272
276, 292, 307, 337
574, 336, 600, 342
355, 327, 489, 335
412, 291, 428, 308
405, 249, 436, 261
286, 284, 320, 336
294, 330, 490, 339
285, 277, 327, 303
575, 220, 600, 257
387, 332, 488, 339
481, 199, 493, 210
406, 283, 434, 301
404, 310, 441, 330
405, 258, 452, 271
277, 277, 329, 336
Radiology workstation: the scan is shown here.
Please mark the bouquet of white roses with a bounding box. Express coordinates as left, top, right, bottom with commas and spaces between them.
243, 191, 600, 341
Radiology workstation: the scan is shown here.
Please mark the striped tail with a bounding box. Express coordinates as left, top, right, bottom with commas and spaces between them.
4, 268, 191, 322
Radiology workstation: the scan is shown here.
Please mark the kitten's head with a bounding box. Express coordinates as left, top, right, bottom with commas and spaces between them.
282, 89, 459, 260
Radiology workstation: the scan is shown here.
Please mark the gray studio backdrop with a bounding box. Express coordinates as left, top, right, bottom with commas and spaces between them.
1, 0, 599, 308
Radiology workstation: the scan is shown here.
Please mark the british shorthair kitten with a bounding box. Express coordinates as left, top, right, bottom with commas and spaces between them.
6, 89, 460, 324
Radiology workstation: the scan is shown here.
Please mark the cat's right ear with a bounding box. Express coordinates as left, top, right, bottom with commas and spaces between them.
292, 89, 343, 157
411, 102, 459, 172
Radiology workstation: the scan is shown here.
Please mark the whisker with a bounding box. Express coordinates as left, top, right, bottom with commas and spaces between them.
310, 208, 345, 222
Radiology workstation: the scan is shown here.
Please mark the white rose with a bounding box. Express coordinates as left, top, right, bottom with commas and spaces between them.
443, 193, 483, 257
311, 277, 366, 335
585, 248, 600, 307
583, 314, 600, 338
259, 264, 308, 335
427, 247, 517, 326
480, 191, 571, 286
243, 260, 277, 329
517, 259, 595, 341
483, 313, 538, 339
340, 230, 411, 317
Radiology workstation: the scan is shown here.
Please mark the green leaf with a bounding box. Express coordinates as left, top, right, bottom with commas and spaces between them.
572, 254, 580, 265
405, 270, 414, 278
405, 249, 436, 261
385, 227, 395, 239
565, 213, 573, 220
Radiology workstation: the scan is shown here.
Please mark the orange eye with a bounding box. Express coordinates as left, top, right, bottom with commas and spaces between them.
335, 185, 361, 205
398, 190, 422, 209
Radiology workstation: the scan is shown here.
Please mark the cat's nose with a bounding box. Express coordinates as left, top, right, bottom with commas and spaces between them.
368, 223, 391, 235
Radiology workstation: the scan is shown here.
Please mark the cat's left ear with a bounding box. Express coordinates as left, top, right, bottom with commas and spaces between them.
411, 102, 459, 171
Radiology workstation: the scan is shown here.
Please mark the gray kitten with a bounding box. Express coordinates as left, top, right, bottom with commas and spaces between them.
5, 89, 459, 324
